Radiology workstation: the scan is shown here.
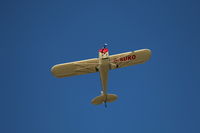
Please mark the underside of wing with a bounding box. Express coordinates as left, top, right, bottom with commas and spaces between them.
51, 58, 99, 78
109, 49, 151, 69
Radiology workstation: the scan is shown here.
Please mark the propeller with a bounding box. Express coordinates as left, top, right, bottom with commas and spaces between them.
103, 43, 108, 48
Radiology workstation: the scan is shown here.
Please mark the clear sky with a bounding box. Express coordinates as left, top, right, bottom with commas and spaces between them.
1, 0, 200, 133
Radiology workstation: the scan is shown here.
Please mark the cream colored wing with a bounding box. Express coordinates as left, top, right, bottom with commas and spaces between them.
51, 58, 99, 78
109, 49, 151, 69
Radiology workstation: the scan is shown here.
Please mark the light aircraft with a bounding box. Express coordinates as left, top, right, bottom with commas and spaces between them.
51, 44, 151, 107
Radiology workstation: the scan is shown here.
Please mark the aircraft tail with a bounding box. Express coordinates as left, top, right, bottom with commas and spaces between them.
91, 94, 118, 106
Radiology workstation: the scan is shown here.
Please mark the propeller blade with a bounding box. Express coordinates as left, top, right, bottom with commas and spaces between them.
104, 43, 108, 48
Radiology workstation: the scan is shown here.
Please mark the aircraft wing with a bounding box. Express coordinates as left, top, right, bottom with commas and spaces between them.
109, 49, 151, 69
51, 58, 99, 78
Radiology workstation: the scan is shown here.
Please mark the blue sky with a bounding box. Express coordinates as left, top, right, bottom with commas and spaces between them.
1, 0, 200, 133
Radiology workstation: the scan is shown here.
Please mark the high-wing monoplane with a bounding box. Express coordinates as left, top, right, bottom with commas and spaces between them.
51, 45, 151, 107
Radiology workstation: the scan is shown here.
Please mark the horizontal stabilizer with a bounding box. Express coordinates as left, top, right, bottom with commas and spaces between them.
91, 94, 118, 105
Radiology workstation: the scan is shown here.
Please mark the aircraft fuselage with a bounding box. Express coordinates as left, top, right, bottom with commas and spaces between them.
98, 57, 109, 95
98, 47, 110, 95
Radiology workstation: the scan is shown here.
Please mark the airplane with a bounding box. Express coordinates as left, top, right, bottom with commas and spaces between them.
51, 44, 151, 107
